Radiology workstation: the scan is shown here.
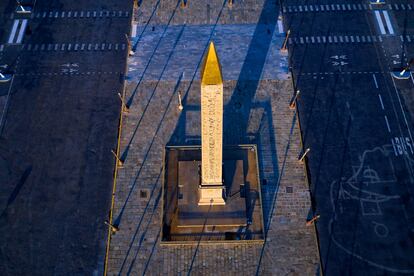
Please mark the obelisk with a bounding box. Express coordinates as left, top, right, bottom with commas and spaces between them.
198, 41, 226, 205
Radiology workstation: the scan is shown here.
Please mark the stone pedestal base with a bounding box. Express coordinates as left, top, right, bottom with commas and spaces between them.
198, 185, 226, 205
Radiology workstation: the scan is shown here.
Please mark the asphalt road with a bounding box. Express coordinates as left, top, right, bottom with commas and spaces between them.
284, 0, 414, 274
0, 0, 132, 274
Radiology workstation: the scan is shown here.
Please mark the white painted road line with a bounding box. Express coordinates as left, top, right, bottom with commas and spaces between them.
391, 75, 414, 146
382, 11, 394, 35
15, 19, 28, 44
378, 94, 384, 109
7, 20, 20, 44
7, 19, 28, 44
374, 11, 386, 35
384, 115, 391, 132
277, 18, 284, 34
373, 74, 379, 88
131, 23, 138, 37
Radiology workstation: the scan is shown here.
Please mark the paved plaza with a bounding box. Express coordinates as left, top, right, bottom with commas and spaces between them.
106, 0, 319, 275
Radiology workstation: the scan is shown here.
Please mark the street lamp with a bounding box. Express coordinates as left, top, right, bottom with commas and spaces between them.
392, 58, 413, 80
0, 72, 12, 83
369, 0, 385, 5
15, 1, 32, 14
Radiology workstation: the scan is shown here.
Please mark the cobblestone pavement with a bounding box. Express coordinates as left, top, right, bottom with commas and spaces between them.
108, 78, 318, 275
106, 1, 319, 275
129, 24, 288, 81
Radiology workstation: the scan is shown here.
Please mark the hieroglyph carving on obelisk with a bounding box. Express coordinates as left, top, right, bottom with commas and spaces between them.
199, 41, 225, 205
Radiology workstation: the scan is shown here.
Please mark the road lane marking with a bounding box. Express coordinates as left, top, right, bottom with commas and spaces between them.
17, 19, 28, 44
392, 137, 414, 156
378, 94, 384, 109
391, 75, 414, 146
8, 19, 28, 44
384, 115, 391, 132
277, 17, 284, 34
382, 11, 394, 35
373, 74, 379, 88
7, 20, 20, 44
374, 11, 386, 35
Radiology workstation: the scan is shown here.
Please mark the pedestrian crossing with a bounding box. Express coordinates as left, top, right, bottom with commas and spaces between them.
298, 70, 384, 76
288, 34, 414, 45
283, 3, 414, 13
30, 10, 130, 19
0, 43, 127, 52
14, 71, 122, 77
7, 19, 28, 44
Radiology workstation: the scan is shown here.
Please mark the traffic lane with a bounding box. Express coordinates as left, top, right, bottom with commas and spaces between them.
285, 0, 377, 6
33, 0, 132, 11
296, 73, 414, 274
0, 73, 121, 275
313, 150, 414, 275
285, 11, 373, 36
289, 43, 382, 75
298, 73, 414, 184
14, 49, 127, 76
377, 73, 414, 158
297, 74, 393, 159
392, 10, 414, 34
406, 44, 414, 61
0, 0, 18, 16
16, 17, 130, 45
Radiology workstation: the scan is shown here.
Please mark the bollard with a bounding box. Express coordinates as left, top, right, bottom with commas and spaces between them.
111, 149, 124, 167
117, 92, 129, 113
104, 220, 119, 233
178, 91, 184, 111
180, 0, 187, 8
280, 29, 290, 52
306, 215, 320, 226
298, 148, 310, 162
289, 90, 300, 109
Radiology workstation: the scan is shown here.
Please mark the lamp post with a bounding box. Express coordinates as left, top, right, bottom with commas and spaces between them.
15, 0, 32, 14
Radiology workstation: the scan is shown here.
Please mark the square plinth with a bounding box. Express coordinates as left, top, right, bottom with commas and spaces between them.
197, 185, 226, 206
161, 145, 265, 244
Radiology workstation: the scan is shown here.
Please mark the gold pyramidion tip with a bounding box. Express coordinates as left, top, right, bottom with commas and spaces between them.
201, 42, 223, 85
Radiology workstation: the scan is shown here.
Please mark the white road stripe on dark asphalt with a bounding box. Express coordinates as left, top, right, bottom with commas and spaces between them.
378, 94, 384, 109
15, 19, 28, 44
374, 11, 386, 35
382, 11, 394, 35
7, 20, 20, 44
384, 115, 391, 132
373, 74, 379, 88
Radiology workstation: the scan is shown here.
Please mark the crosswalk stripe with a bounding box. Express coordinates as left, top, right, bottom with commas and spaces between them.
374, 11, 386, 34
382, 11, 394, 35
7, 20, 20, 44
